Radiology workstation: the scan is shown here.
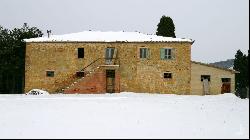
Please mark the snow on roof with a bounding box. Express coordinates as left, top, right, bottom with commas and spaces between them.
24, 31, 193, 43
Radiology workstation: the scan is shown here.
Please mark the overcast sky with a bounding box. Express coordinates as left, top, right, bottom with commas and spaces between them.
0, 0, 249, 63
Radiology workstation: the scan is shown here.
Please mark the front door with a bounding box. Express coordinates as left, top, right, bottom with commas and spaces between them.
221, 83, 231, 93
106, 70, 115, 93
105, 48, 115, 65
221, 78, 231, 94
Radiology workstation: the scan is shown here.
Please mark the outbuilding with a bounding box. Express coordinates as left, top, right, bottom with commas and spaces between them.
191, 61, 238, 95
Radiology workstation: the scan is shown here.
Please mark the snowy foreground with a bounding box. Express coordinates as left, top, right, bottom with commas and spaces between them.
0, 92, 248, 139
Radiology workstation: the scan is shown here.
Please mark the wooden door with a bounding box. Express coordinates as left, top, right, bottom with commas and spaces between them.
221, 83, 231, 93
106, 70, 115, 93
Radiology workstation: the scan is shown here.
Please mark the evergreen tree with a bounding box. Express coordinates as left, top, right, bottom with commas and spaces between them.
156, 15, 176, 38
0, 23, 43, 94
233, 50, 249, 98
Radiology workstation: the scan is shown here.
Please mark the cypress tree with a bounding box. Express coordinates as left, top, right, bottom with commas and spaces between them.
234, 50, 249, 98
156, 15, 176, 38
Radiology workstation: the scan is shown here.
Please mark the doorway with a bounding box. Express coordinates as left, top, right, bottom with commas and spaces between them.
106, 70, 115, 93
221, 78, 231, 93
201, 75, 211, 95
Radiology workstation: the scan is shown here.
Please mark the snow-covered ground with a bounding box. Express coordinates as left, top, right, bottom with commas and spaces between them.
0, 92, 248, 139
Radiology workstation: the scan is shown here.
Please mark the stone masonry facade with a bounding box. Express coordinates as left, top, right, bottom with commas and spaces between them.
25, 42, 192, 94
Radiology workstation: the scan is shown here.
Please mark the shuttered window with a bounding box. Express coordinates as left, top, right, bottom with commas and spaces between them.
140, 48, 149, 59
160, 48, 175, 60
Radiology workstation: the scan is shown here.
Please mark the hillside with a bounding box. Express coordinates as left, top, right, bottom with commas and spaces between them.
210, 59, 234, 69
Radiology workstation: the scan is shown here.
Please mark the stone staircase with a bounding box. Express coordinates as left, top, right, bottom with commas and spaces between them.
59, 58, 119, 94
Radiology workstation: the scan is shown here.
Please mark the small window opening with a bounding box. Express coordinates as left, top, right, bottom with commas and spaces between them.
222, 78, 231, 83
164, 72, 172, 79
46, 71, 54, 77
201, 75, 210, 82
78, 48, 84, 58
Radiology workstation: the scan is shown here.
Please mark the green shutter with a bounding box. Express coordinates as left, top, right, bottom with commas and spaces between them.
160, 48, 165, 60
172, 48, 176, 60
146, 48, 150, 59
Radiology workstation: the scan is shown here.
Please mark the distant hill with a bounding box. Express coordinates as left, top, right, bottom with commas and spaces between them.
209, 59, 234, 69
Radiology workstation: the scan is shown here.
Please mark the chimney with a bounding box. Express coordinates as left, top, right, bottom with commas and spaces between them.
47, 30, 52, 38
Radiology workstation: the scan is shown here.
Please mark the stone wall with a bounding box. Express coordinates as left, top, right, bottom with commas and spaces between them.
191, 62, 235, 95
25, 42, 191, 94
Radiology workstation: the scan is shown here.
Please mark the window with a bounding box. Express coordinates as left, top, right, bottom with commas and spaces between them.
46, 71, 54, 77
78, 48, 84, 58
140, 48, 149, 59
76, 71, 85, 78
201, 75, 210, 82
222, 78, 231, 83
164, 72, 172, 79
160, 48, 175, 60
105, 48, 115, 59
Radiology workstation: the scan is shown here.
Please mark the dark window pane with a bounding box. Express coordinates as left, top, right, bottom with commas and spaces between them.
168, 49, 171, 55
165, 49, 168, 56
78, 48, 84, 58
164, 72, 172, 79
143, 48, 145, 58
46, 71, 54, 77
222, 78, 231, 83
201, 75, 210, 81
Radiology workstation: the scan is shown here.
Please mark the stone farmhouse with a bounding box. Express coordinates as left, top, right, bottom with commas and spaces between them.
24, 31, 237, 95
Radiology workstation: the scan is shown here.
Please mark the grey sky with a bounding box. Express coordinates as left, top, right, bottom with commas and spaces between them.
0, 0, 249, 63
